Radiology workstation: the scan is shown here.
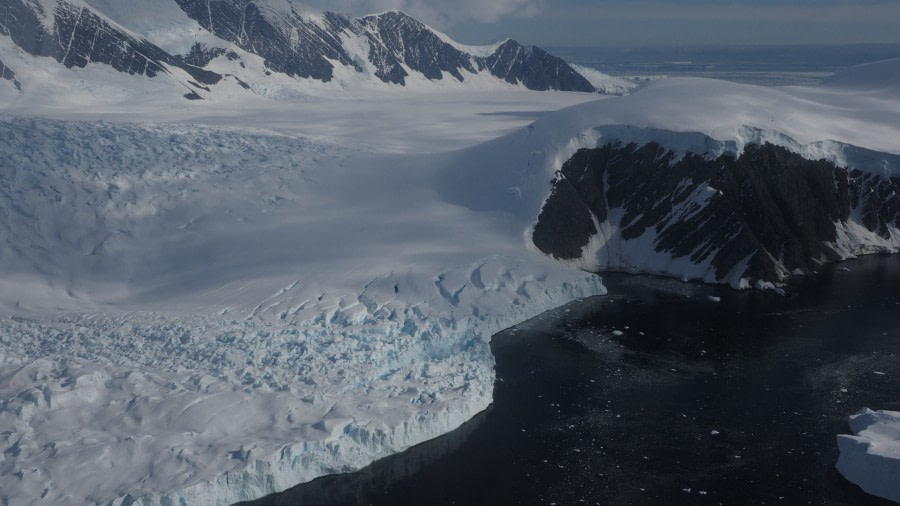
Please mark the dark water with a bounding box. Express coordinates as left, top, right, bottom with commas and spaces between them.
244, 255, 900, 506
548, 45, 900, 86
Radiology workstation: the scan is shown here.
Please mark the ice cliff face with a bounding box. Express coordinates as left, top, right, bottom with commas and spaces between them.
532, 139, 900, 289
0, 0, 595, 98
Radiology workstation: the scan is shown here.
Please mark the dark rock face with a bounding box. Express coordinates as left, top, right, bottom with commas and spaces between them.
533, 142, 900, 285
849, 169, 900, 239
359, 11, 476, 84
173, 0, 359, 82
0, 58, 21, 90
0, 0, 54, 59
0, 0, 221, 86
179, 43, 240, 68
533, 177, 598, 259
477, 41, 595, 92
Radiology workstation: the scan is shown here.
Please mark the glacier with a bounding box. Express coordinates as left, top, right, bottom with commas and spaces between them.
0, 111, 606, 505
1, 19, 900, 504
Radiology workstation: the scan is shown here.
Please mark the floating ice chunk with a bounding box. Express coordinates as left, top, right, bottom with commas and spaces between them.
836, 408, 900, 503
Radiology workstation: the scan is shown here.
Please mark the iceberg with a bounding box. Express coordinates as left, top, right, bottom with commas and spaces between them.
836, 408, 900, 503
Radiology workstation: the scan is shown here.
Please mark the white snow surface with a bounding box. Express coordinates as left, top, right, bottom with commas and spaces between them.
425, 22, 508, 58
826, 57, 900, 93
836, 408, 900, 503
2, 50, 900, 505
570, 65, 638, 95
81, 0, 217, 55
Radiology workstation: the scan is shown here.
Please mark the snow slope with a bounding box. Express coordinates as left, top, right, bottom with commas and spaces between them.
836, 408, 900, 503
825, 57, 900, 93
81, 0, 222, 55
570, 64, 638, 95
438, 61, 900, 222
1, 55, 899, 504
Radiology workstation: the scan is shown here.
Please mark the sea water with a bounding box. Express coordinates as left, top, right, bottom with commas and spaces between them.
550, 44, 900, 86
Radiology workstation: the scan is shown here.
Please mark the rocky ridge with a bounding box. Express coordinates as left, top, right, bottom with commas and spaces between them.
533, 141, 900, 289
0, 0, 595, 98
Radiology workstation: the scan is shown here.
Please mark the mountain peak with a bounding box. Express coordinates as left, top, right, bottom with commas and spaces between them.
366, 9, 415, 19
360, 9, 429, 33
0, 0, 598, 103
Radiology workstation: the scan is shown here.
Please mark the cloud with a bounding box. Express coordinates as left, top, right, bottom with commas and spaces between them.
306, 0, 545, 27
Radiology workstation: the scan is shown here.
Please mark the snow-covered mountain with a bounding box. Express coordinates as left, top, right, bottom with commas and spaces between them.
437, 64, 900, 292
0, 0, 595, 104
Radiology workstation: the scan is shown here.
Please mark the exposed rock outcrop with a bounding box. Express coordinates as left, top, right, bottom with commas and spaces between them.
534, 142, 900, 287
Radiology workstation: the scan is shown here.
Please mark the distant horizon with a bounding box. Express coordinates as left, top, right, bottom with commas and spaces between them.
304, 1, 900, 48
542, 42, 900, 49
545, 44, 900, 81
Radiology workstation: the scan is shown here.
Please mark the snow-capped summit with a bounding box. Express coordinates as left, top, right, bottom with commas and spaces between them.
355, 10, 593, 91
0, 0, 596, 106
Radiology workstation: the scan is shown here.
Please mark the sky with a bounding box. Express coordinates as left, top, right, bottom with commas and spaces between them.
305, 0, 900, 47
